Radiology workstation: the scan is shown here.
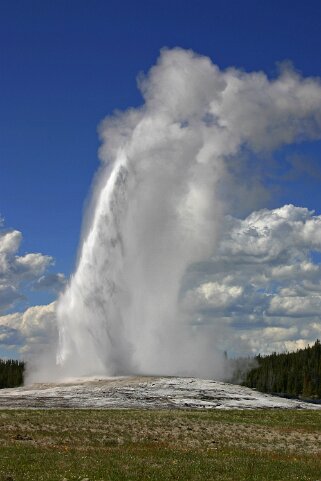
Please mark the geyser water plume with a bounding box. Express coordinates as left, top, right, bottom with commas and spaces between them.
51, 48, 321, 381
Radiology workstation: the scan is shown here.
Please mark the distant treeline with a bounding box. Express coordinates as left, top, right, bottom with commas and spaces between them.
243, 340, 321, 400
0, 359, 24, 388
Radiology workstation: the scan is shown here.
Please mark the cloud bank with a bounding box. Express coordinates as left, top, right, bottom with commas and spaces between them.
185, 204, 321, 356
0, 219, 64, 362
2, 205, 321, 372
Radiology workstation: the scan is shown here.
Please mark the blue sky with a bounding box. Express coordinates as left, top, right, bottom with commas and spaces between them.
1, 0, 321, 359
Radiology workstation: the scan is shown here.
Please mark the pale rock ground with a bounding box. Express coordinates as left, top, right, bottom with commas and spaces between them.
0, 376, 320, 409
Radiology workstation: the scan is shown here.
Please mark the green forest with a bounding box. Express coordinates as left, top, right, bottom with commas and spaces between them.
0, 359, 24, 388
243, 340, 321, 400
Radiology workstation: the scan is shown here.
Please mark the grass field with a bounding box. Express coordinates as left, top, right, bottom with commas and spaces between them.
0, 409, 320, 481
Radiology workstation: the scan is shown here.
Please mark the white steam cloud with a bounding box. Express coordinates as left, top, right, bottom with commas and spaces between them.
32, 48, 321, 381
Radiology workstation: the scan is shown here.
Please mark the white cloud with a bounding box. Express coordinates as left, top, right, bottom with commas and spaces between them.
270, 261, 319, 280
14, 253, 52, 279
219, 204, 321, 263
0, 230, 21, 256
0, 221, 58, 313
268, 295, 321, 317
184, 204, 321, 355
238, 333, 312, 356
0, 302, 57, 354
184, 281, 243, 310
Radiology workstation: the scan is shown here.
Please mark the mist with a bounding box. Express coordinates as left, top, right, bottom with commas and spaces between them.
30, 48, 321, 382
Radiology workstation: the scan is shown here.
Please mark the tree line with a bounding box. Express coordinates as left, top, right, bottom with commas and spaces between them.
0, 359, 24, 388
243, 340, 321, 399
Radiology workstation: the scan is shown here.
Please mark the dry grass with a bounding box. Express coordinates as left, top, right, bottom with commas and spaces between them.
0, 409, 320, 480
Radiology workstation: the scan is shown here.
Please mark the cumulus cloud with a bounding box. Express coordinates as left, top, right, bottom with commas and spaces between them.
184, 281, 243, 310
0, 222, 54, 313
218, 204, 321, 262
0, 302, 57, 360
268, 295, 321, 317
0, 217, 67, 366
14, 253, 53, 279
184, 204, 321, 356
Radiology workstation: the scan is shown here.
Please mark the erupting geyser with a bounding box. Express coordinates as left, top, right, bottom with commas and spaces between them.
48, 48, 321, 381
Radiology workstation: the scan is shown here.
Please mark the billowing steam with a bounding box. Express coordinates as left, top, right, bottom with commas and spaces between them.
39, 48, 321, 380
